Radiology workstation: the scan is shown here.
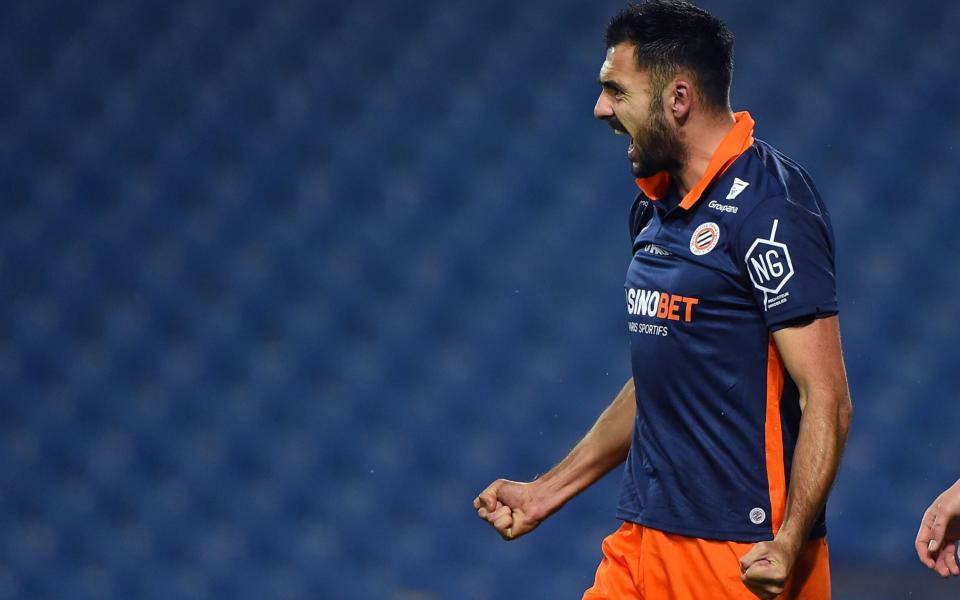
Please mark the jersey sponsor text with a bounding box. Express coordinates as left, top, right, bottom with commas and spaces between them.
625, 288, 699, 322
708, 200, 738, 214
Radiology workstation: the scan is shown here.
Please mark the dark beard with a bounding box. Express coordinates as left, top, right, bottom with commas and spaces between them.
630, 110, 685, 179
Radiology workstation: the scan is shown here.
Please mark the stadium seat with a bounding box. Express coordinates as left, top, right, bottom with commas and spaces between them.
2, 0, 959, 597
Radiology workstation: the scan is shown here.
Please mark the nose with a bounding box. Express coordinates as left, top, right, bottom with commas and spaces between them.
594, 93, 613, 120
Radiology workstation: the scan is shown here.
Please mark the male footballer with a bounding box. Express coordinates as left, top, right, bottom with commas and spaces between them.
473, 1, 852, 598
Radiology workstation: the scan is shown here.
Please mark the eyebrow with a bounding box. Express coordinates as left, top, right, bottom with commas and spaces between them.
598, 77, 626, 95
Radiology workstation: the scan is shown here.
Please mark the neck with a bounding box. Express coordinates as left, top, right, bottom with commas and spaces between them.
672, 110, 736, 197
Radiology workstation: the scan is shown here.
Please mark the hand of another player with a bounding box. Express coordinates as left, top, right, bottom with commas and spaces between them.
739, 539, 797, 599
473, 479, 545, 541
916, 479, 960, 577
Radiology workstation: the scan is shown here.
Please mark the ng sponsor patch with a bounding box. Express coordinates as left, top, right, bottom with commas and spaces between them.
745, 219, 794, 310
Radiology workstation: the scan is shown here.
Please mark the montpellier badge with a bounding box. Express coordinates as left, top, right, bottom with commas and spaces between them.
690, 222, 720, 256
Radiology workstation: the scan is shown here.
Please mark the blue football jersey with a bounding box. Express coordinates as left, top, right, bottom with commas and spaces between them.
618, 112, 837, 542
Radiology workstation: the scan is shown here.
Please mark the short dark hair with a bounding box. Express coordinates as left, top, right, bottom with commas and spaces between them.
604, 0, 734, 112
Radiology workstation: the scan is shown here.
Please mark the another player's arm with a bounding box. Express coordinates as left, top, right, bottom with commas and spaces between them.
740, 315, 853, 599
474, 378, 636, 540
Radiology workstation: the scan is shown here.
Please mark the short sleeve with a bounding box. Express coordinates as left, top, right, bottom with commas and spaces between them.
735, 193, 838, 331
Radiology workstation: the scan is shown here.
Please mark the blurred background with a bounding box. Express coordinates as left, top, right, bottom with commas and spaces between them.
1, 0, 958, 598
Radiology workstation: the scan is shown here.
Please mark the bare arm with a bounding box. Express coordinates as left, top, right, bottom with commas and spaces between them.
474, 378, 636, 539
774, 315, 853, 552
740, 316, 852, 598
534, 377, 636, 506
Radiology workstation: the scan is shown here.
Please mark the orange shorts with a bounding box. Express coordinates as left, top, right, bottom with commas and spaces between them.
582, 523, 830, 600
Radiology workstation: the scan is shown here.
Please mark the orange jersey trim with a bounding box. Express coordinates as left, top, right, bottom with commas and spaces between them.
634, 171, 671, 201
764, 336, 787, 535
634, 111, 756, 209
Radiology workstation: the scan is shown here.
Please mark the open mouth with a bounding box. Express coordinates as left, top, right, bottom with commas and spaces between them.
610, 122, 638, 163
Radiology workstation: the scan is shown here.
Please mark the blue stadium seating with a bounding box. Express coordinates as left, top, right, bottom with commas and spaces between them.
2, 0, 960, 598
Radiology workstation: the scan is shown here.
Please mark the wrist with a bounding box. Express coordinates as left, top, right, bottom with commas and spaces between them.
773, 527, 805, 559
527, 477, 569, 519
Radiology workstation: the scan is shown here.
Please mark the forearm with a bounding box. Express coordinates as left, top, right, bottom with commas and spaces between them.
775, 388, 852, 552
534, 378, 636, 514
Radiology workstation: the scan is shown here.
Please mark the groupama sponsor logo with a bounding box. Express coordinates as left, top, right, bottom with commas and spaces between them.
707, 200, 738, 214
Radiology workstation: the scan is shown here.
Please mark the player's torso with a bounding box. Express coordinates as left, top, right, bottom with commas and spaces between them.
624, 161, 772, 398
620, 149, 797, 540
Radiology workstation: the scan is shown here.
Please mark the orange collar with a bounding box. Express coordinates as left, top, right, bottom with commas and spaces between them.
635, 111, 755, 210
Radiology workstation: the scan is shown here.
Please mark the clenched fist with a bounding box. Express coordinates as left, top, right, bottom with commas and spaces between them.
739, 539, 797, 599
473, 479, 547, 541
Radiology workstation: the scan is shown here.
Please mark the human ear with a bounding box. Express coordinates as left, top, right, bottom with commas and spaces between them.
669, 77, 692, 121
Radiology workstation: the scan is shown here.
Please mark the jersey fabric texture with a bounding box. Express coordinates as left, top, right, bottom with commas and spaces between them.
617, 111, 838, 542
581, 522, 831, 600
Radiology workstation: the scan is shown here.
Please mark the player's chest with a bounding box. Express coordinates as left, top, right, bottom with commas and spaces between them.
625, 208, 747, 300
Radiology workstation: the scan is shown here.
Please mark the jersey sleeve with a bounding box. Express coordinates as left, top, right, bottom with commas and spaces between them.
735, 193, 838, 331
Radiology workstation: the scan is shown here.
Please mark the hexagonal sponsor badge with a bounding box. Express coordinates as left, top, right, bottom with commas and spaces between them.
745, 220, 794, 309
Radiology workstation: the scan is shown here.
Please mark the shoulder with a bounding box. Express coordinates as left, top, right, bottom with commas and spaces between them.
726, 141, 836, 255
737, 139, 827, 217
